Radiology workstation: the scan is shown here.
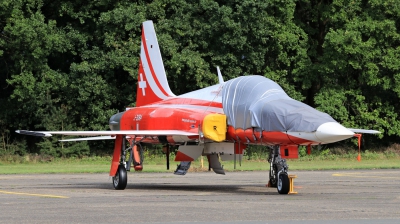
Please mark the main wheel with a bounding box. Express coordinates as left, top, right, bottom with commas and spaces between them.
277, 173, 289, 194
113, 165, 127, 190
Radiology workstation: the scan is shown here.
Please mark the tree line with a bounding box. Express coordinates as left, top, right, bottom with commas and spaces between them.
1, 0, 399, 157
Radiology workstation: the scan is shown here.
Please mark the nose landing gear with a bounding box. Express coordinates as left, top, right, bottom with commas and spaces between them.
268, 145, 290, 194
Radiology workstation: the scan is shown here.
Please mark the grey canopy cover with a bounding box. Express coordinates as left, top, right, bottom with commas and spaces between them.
222, 75, 336, 132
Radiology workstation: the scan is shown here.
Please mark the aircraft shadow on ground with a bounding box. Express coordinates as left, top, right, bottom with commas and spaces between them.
49, 181, 279, 195
126, 184, 278, 195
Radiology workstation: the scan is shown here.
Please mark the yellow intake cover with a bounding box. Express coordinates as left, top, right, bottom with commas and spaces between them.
202, 114, 227, 142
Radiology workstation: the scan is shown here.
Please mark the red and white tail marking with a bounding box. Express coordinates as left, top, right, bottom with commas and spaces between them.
136, 21, 175, 107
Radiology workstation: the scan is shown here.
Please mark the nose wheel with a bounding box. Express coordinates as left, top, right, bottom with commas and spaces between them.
113, 165, 127, 190
277, 173, 289, 194
268, 145, 290, 194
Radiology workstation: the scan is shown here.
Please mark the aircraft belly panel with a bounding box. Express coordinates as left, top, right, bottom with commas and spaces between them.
204, 142, 234, 154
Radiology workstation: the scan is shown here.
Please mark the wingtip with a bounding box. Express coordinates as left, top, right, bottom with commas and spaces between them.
15, 130, 52, 137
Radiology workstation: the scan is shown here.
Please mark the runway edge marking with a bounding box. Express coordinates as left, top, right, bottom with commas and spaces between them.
332, 172, 400, 179
0, 190, 69, 199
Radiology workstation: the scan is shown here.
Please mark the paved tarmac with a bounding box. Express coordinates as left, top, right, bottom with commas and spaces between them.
0, 170, 399, 223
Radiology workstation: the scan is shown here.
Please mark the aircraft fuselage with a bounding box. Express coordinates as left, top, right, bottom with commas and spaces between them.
109, 81, 354, 146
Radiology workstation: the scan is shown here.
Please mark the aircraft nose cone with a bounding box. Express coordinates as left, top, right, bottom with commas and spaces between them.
315, 122, 355, 143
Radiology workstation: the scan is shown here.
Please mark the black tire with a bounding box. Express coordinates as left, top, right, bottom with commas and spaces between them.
112, 165, 127, 190
277, 173, 289, 194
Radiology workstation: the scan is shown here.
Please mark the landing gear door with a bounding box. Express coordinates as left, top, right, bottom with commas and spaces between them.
175, 145, 204, 161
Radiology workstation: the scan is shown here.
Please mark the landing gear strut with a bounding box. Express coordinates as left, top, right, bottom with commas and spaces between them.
127, 144, 144, 171
112, 135, 129, 190
268, 145, 290, 194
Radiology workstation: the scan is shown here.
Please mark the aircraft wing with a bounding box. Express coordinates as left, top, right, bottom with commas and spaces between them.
347, 129, 380, 134
16, 130, 199, 137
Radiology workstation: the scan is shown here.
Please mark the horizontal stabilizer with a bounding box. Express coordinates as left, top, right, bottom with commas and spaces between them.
348, 129, 380, 134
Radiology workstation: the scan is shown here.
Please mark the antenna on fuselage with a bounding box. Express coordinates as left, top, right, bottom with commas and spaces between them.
217, 66, 224, 84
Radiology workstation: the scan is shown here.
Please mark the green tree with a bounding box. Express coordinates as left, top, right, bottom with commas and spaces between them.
306, 0, 400, 143
1, 0, 400, 157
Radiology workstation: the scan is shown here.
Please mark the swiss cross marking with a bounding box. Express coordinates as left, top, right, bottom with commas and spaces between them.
138, 73, 147, 96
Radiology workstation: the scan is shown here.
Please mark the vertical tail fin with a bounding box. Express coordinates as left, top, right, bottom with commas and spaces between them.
136, 20, 175, 107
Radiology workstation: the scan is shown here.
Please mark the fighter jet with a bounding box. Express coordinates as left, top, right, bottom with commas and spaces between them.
16, 21, 379, 194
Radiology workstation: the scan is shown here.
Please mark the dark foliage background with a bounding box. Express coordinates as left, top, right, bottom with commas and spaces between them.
1, 0, 399, 157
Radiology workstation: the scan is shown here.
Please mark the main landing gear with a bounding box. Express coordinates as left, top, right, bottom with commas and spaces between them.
112, 135, 144, 190
268, 145, 290, 194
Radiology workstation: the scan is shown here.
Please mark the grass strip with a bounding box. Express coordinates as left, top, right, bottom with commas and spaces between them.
0, 157, 399, 174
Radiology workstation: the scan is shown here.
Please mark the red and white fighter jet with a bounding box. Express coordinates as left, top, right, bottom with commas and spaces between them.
17, 21, 379, 194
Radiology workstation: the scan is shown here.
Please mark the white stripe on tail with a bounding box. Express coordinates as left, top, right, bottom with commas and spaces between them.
136, 20, 175, 107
